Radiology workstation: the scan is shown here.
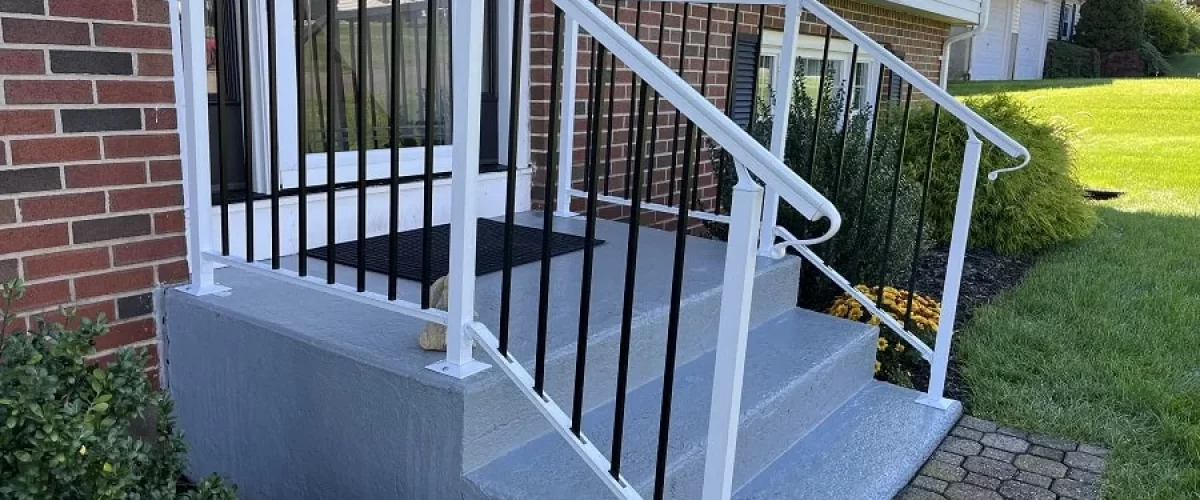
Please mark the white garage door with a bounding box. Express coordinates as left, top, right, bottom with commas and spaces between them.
970, 0, 1014, 80
1014, 0, 1048, 79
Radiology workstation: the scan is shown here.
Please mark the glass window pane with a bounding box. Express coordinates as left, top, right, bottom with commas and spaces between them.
299, 0, 452, 154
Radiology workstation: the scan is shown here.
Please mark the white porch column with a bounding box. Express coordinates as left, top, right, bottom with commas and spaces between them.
427, 0, 491, 379
919, 130, 982, 409
758, 0, 804, 255
702, 171, 764, 500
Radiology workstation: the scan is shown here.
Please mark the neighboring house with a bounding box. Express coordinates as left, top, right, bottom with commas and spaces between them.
0, 0, 1028, 498
947, 0, 1084, 81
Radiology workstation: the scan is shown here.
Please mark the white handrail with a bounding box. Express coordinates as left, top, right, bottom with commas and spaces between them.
550, 0, 842, 232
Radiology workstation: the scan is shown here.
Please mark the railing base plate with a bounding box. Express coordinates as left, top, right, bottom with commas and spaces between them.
426, 359, 491, 379
915, 394, 957, 411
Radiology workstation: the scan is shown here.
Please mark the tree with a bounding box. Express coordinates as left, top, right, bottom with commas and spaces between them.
1074, 0, 1145, 52
1145, 0, 1191, 54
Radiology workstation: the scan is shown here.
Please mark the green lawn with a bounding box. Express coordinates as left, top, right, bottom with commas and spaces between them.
948, 78, 1200, 499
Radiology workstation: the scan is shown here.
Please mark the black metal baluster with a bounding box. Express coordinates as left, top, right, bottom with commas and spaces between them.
239, 0, 255, 262
326, 2, 339, 284
689, 5, 714, 211
905, 105, 940, 330
830, 46, 858, 206
214, 0, 230, 255
296, 0, 308, 276
534, 7, 565, 395
666, 2, 690, 207
498, 0, 525, 356
875, 84, 913, 304
621, 1, 645, 200
806, 26, 832, 181
268, 0, 281, 269
354, 0, 368, 292
421, 0, 438, 307
611, 60, 654, 486
652, 105, 699, 500
642, 3, 670, 203
847, 69, 888, 285
387, 0, 403, 301
572, 40, 607, 436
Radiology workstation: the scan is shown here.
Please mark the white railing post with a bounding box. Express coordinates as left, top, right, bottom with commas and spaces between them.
427, 0, 491, 379
173, 0, 227, 296
702, 171, 764, 500
919, 130, 982, 409
758, 0, 803, 255
555, 20, 581, 217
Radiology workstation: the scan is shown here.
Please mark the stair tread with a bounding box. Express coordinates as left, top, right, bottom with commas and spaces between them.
734, 381, 962, 500
467, 308, 877, 499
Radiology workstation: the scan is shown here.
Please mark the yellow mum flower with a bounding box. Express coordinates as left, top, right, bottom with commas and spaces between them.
895, 343, 906, 353
78, 445, 87, 456
877, 337, 888, 351
874, 361, 882, 374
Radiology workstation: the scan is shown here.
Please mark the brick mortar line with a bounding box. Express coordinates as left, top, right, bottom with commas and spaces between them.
0, 44, 174, 56
0, 181, 183, 205
2, 74, 176, 82
0, 12, 170, 29
3, 129, 180, 141
7, 245, 185, 281
3, 153, 181, 168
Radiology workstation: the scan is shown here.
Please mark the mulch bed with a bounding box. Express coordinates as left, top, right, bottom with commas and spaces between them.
907, 247, 1036, 406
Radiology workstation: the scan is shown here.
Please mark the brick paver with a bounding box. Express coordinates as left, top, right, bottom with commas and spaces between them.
896, 416, 1107, 500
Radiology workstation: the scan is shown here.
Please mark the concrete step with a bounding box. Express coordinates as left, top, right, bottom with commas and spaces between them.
464, 308, 879, 500
460, 213, 801, 471
734, 381, 962, 500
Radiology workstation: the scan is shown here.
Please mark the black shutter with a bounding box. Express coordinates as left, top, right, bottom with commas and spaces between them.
729, 33, 760, 129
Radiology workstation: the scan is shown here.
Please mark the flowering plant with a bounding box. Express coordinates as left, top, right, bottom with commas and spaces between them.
828, 285, 941, 387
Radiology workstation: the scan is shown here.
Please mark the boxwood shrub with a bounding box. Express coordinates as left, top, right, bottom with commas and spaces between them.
902, 95, 1096, 255
1043, 40, 1101, 79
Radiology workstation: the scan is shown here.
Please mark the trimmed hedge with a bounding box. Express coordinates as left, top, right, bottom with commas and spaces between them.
1101, 50, 1146, 77
1146, 0, 1191, 55
1043, 40, 1101, 78
902, 95, 1096, 255
1075, 0, 1145, 52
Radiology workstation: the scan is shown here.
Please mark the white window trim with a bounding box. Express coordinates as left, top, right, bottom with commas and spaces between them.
758, 31, 881, 112
239, 0, 527, 191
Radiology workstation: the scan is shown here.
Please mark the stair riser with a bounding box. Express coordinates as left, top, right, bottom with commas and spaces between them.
462, 257, 799, 473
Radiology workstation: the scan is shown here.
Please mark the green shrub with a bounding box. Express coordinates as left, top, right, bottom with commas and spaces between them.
1140, 41, 1175, 75
1145, 0, 1191, 55
712, 68, 924, 306
902, 95, 1096, 255
1183, 3, 1200, 49
1075, 0, 1145, 52
0, 280, 237, 500
1043, 40, 1102, 78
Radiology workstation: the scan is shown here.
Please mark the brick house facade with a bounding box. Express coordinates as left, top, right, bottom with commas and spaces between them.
0, 0, 183, 380
528, 0, 950, 223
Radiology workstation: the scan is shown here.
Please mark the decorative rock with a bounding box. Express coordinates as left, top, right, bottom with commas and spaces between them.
912, 475, 950, 493
964, 472, 1001, 490
963, 456, 1018, 480
418, 277, 476, 352
922, 459, 968, 482
1015, 471, 1052, 488
934, 450, 966, 466
998, 480, 1055, 500
1014, 454, 1068, 478
952, 427, 985, 441
981, 433, 1030, 454
1076, 443, 1109, 457
1051, 478, 1100, 500
944, 482, 1003, 500
1028, 445, 1065, 461
959, 416, 998, 433
1028, 433, 1077, 452
981, 447, 1015, 463
1063, 451, 1105, 473
940, 436, 984, 456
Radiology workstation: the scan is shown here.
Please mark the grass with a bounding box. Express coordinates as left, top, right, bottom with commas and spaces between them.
948, 78, 1200, 499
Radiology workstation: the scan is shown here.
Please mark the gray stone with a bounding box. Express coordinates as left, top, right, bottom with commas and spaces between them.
934, 450, 966, 466
998, 480, 1055, 500
959, 416, 998, 433
1028, 445, 1065, 461
1014, 454, 1068, 478
1063, 451, 1105, 473
1052, 478, 1100, 500
1067, 468, 1102, 484
940, 436, 984, 456
899, 486, 948, 500
981, 433, 1030, 454
964, 472, 1001, 489
951, 426, 985, 440
1076, 443, 1108, 457
944, 482, 1003, 500
997, 427, 1029, 438
1027, 433, 1077, 451
963, 456, 1018, 480
922, 459, 968, 482
981, 447, 1016, 463
1016, 471, 1052, 488
912, 475, 950, 493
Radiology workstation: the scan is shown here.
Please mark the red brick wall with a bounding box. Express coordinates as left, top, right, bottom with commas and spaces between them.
528, 0, 950, 225
0, 0, 183, 379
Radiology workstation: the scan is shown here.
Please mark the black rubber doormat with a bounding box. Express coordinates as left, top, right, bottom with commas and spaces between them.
308, 219, 604, 284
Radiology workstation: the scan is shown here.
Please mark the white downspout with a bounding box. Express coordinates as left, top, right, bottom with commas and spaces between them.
940, 0, 991, 88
